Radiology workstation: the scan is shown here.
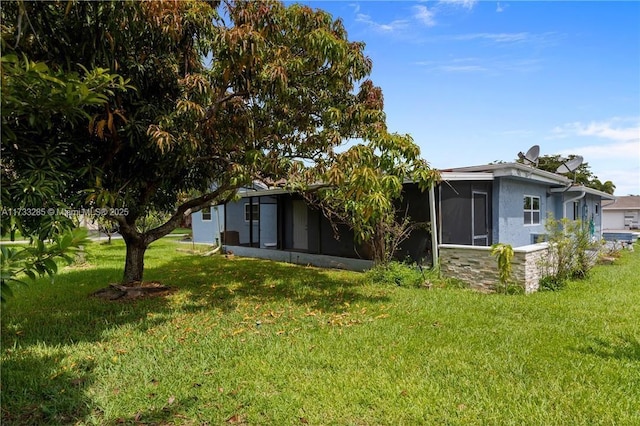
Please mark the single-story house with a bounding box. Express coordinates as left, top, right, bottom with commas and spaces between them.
440, 162, 614, 246
602, 195, 640, 230
191, 162, 616, 292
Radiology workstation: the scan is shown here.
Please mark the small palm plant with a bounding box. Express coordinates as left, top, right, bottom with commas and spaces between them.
491, 243, 516, 293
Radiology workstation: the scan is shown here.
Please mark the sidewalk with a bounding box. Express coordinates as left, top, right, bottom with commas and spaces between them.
0, 232, 193, 245
0, 232, 121, 245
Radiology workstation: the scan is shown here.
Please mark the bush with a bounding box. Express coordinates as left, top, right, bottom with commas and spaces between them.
366, 261, 426, 287
539, 275, 565, 291
490, 243, 514, 293
538, 215, 602, 290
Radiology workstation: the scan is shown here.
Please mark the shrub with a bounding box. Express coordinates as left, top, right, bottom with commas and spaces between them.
539, 215, 602, 290
366, 261, 426, 287
490, 243, 514, 293
539, 275, 565, 291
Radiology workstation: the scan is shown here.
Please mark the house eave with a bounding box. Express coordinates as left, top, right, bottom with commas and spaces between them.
236, 188, 293, 198
549, 185, 616, 200
444, 162, 571, 186
439, 172, 494, 181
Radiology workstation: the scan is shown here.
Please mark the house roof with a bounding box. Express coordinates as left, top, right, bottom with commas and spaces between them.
442, 162, 572, 186
231, 162, 616, 200
442, 162, 616, 200
602, 195, 640, 210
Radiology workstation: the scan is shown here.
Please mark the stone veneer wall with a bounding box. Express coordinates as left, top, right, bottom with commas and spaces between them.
439, 243, 549, 293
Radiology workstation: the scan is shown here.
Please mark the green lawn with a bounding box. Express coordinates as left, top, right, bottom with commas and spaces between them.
2, 240, 639, 425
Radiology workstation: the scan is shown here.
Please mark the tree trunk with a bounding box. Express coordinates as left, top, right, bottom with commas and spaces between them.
123, 240, 147, 283
112, 187, 233, 284
371, 226, 387, 265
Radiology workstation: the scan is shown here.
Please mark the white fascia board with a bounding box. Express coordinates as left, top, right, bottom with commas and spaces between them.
492, 167, 568, 185
446, 162, 570, 185
236, 188, 293, 198
549, 185, 616, 200
439, 172, 494, 181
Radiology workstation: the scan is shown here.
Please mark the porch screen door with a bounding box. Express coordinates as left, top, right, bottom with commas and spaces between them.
292, 200, 308, 250
472, 191, 489, 246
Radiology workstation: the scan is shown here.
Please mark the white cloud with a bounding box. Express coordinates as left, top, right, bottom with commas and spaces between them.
354, 0, 479, 33
553, 142, 640, 195
452, 32, 530, 43
576, 122, 639, 141
413, 5, 437, 27
438, 0, 478, 10
496, 2, 506, 13
556, 140, 640, 160
439, 64, 487, 72
355, 13, 409, 33
552, 118, 640, 142
416, 56, 541, 74
550, 118, 640, 195
430, 31, 560, 47
597, 168, 640, 196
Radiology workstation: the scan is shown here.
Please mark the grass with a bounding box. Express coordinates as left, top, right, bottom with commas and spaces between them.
2, 240, 639, 425
169, 228, 192, 235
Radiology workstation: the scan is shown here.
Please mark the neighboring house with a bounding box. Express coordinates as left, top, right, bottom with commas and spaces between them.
191, 162, 616, 292
602, 196, 640, 230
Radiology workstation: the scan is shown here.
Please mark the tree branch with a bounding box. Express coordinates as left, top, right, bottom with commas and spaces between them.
142, 185, 235, 245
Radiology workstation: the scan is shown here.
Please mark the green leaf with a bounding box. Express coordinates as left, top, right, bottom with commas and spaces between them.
43, 258, 58, 275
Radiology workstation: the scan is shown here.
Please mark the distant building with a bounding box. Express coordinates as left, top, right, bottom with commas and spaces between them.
602, 196, 640, 230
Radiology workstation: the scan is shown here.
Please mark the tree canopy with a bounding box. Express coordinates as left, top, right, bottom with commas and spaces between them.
0, 53, 121, 301
296, 132, 438, 264
1, 0, 437, 284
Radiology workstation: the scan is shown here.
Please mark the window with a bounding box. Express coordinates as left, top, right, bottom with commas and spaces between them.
244, 203, 259, 222
524, 195, 540, 225
573, 201, 580, 221
595, 204, 599, 215
201, 206, 211, 221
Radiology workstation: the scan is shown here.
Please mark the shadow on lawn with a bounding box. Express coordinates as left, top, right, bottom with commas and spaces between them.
103, 395, 202, 426
578, 334, 640, 361
143, 253, 388, 314
1, 265, 174, 425
2, 251, 385, 348
1, 248, 385, 424
0, 349, 95, 425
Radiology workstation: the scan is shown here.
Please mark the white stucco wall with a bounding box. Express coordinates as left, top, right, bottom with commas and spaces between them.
192, 205, 224, 244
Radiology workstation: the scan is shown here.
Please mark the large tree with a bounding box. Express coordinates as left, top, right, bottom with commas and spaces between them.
1, 53, 127, 301
2, 0, 433, 283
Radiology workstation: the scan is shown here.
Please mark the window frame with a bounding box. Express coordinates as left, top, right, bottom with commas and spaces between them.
201, 206, 212, 221
523, 195, 541, 226
573, 201, 580, 221
244, 203, 259, 222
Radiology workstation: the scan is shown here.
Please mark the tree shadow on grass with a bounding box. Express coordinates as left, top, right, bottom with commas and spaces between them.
101, 395, 204, 426
577, 334, 640, 362
2, 248, 386, 424
1, 349, 95, 425
2, 249, 384, 348
142, 253, 389, 314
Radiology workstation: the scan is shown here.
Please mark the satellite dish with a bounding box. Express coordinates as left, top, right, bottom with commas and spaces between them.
556, 155, 583, 174
252, 180, 269, 190
518, 145, 540, 167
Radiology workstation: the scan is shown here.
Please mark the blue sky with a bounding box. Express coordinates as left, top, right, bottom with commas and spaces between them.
301, 0, 640, 195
